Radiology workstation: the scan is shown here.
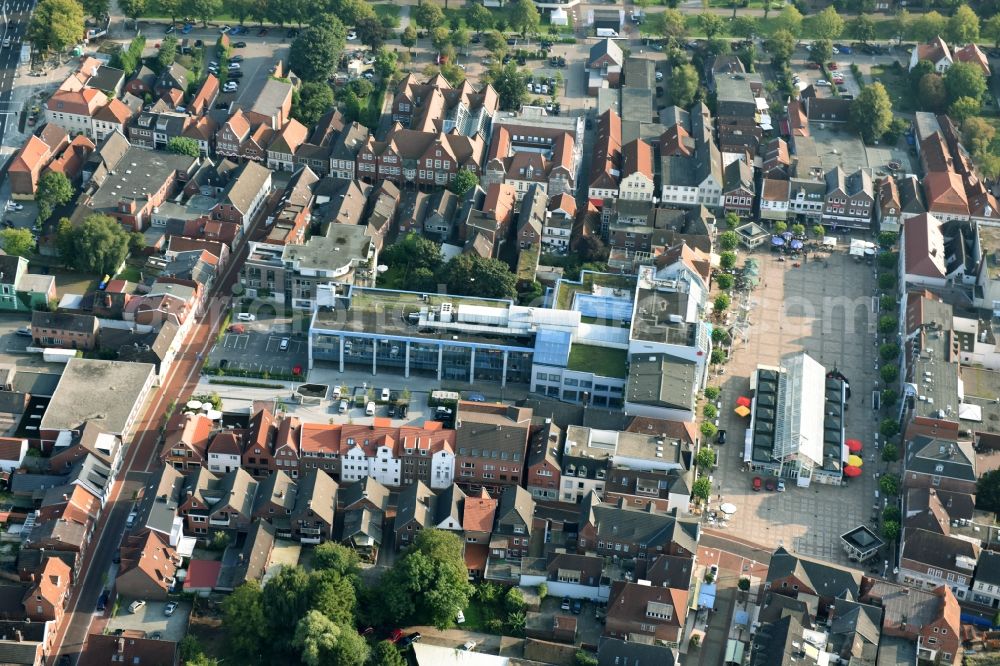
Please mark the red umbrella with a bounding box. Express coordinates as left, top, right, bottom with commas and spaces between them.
736, 396, 751, 408
843, 465, 862, 478
846, 439, 863, 453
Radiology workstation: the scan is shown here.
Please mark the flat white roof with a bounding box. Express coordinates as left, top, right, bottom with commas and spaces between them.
413, 644, 509, 666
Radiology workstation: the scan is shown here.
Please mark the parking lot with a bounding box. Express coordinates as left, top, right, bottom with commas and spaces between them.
206, 312, 308, 377
106, 599, 190, 642
706, 246, 887, 567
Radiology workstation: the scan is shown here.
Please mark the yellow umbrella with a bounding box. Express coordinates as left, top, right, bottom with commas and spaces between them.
847, 454, 864, 467
734, 405, 751, 417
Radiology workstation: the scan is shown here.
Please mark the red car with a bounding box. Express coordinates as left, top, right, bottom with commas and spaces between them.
389, 629, 404, 644
806, 62, 820, 69
828, 62, 838, 70
765, 478, 777, 491
228, 324, 245, 334
752, 476, 762, 491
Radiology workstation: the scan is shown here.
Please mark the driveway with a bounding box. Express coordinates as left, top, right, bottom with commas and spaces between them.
105, 599, 190, 642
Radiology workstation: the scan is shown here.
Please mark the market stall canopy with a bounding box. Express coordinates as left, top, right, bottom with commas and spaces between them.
846, 439, 863, 453
790, 239, 804, 250
736, 396, 751, 408
847, 454, 864, 467
823, 236, 837, 247
735, 405, 751, 417
844, 465, 862, 477
720, 502, 737, 515
771, 236, 786, 246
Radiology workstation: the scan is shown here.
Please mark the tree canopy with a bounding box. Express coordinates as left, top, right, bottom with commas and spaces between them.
166, 136, 200, 157
508, 0, 541, 36
289, 20, 346, 82
442, 254, 517, 300
378, 233, 443, 292
647, 9, 685, 42
811, 6, 844, 40
668, 63, 699, 108
977, 470, 1000, 513
945, 61, 987, 105
0, 229, 34, 258
28, 0, 84, 53
488, 62, 528, 111
292, 82, 335, 127
450, 169, 479, 197
851, 82, 893, 144
947, 4, 980, 45
381, 529, 473, 629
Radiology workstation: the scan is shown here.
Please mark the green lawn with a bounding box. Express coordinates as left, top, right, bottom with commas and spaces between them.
114, 265, 142, 283
373, 4, 400, 22
568, 345, 628, 379
870, 63, 915, 113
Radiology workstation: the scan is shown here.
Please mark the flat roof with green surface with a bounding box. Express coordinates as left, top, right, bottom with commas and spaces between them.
554, 272, 636, 311
568, 344, 628, 379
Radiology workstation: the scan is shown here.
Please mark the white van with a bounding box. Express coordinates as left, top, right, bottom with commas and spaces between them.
332, 386, 342, 400
596, 28, 618, 38
365, 402, 376, 416
339, 400, 349, 414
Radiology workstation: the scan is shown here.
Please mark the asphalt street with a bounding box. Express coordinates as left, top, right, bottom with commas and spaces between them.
0, 1, 34, 147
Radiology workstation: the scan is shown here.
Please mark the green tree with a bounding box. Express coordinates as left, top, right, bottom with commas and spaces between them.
880, 294, 896, 310
773, 221, 787, 234
508, 0, 540, 36
369, 640, 407, 666
166, 136, 200, 157
775, 5, 803, 34
696, 447, 716, 471
714, 293, 731, 312
225, 0, 253, 24
879, 343, 900, 361
119, 0, 147, 27
880, 417, 900, 438
719, 251, 737, 270
719, 230, 739, 251
848, 15, 876, 43
811, 39, 833, 66
430, 26, 450, 51
723, 212, 739, 229
716, 274, 734, 290
483, 29, 508, 59
812, 224, 825, 238
190, 0, 223, 27
450, 169, 479, 197
711, 327, 730, 344
0, 229, 34, 258
309, 569, 357, 627
156, 35, 178, 71
878, 231, 898, 249
880, 364, 899, 383
879, 473, 900, 496
963, 116, 996, 154
413, 2, 445, 30
28, 0, 84, 53
466, 3, 493, 33
710, 348, 726, 365
878, 252, 898, 269
222, 581, 267, 660
703, 404, 718, 419
947, 4, 979, 45
790, 224, 805, 236
488, 62, 528, 110
647, 9, 686, 43
851, 82, 893, 144
263, 566, 314, 656
400, 25, 417, 52
313, 542, 360, 577
976, 469, 1000, 512
883, 506, 901, 523
878, 273, 897, 290
949, 95, 981, 122
811, 6, 844, 40
289, 20, 347, 82
878, 315, 898, 334
381, 529, 473, 629
81, 0, 109, 19
891, 9, 911, 45
374, 48, 398, 80
768, 29, 795, 67
985, 13, 1000, 48
36, 171, 74, 225
293, 611, 341, 666
379, 233, 442, 291
292, 82, 335, 127
698, 13, 725, 39
704, 386, 720, 400
730, 17, 758, 40
443, 254, 517, 300
882, 520, 900, 541
159, 0, 183, 24
356, 16, 388, 50
692, 476, 712, 502
882, 442, 899, 463
911, 11, 947, 42
668, 63, 700, 108
945, 60, 987, 105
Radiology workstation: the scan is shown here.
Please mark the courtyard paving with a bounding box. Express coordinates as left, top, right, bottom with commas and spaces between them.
706, 243, 891, 569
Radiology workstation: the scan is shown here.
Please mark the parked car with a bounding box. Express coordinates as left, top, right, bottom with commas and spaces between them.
388, 629, 404, 643
380, 387, 390, 401
466, 392, 486, 402
806, 62, 820, 69
816, 79, 830, 86
279, 337, 290, 351
236, 312, 255, 321
399, 632, 422, 648
229, 62, 241, 69
339, 400, 349, 414
126, 511, 137, 528
571, 598, 583, 615
347, 30, 357, 40
219, 25, 231, 33
387, 404, 397, 418
462, 641, 477, 651
561, 596, 571, 611
752, 476, 762, 491
777, 479, 786, 492
229, 70, 244, 79
233, 41, 247, 48
765, 478, 777, 491
97, 590, 109, 612
456, 609, 466, 624
365, 402, 376, 416
15, 327, 31, 337
128, 600, 146, 614
229, 54, 244, 62
398, 404, 408, 419
827, 62, 838, 70
164, 601, 178, 616
165, 24, 175, 33
716, 429, 727, 445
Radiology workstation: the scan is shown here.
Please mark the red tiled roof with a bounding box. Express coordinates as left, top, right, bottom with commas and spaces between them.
0, 438, 24, 462
299, 422, 342, 454
463, 489, 497, 532
184, 559, 222, 591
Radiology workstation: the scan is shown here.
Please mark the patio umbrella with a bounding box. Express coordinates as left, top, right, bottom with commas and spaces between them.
847, 454, 864, 467
790, 239, 804, 250
846, 439, 863, 453
736, 396, 751, 408
782, 231, 793, 240
844, 465, 862, 478
735, 405, 751, 417
771, 236, 785, 246
720, 502, 737, 515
